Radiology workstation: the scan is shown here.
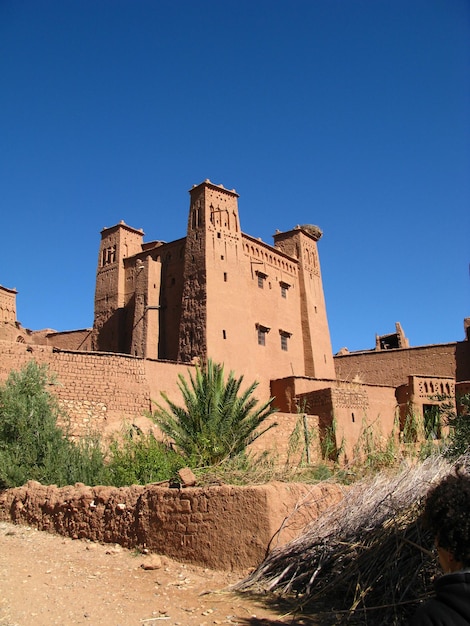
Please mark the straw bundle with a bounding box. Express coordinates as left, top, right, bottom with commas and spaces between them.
236, 456, 458, 625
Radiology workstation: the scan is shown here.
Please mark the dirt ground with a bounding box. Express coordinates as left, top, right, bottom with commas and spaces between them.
0, 521, 310, 626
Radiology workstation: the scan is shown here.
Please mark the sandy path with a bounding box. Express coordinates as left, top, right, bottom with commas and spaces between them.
0, 521, 294, 626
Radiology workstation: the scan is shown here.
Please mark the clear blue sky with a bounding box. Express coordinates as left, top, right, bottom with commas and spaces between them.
1, 0, 469, 354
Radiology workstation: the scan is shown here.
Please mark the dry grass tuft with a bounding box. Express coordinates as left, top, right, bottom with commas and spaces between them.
235, 455, 461, 625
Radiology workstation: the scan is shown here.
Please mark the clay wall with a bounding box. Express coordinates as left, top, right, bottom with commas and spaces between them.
247, 411, 313, 465
0, 341, 188, 436
37, 329, 93, 351
274, 228, 335, 379
0, 323, 25, 343
203, 231, 306, 399
0, 480, 345, 570
0, 340, 301, 460
334, 342, 470, 387
296, 382, 397, 461
334, 384, 397, 461
270, 376, 337, 413
0, 285, 16, 323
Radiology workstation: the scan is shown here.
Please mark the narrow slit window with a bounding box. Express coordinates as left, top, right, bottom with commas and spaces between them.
256, 323, 270, 346
256, 271, 267, 289
280, 281, 290, 298
279, 329, 292, 352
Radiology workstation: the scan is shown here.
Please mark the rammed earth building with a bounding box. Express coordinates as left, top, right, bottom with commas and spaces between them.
92, 179, 335, 392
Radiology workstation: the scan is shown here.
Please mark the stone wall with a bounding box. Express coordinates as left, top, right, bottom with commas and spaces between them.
0, 480, 345, 570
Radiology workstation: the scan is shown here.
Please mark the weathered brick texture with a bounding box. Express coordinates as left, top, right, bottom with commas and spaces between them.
0, 340, 187, 436
0, 480, 344, 570
334, 342, 470, 387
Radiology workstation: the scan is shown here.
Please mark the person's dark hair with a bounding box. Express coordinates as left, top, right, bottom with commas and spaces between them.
423, 469, 470, 567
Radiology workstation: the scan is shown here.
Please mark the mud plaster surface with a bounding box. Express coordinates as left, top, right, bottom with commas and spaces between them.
0, 521, 307, 626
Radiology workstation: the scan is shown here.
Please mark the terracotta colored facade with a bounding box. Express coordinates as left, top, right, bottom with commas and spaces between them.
92, 180, 335, 396
1, 180, 468, 462
0, 285, 17, 324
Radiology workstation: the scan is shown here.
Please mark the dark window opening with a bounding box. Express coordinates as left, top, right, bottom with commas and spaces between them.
223, 329, 226, 339
223, 272, 227, 282
280, 281, 290, 298
279, 329, 292, 351
379, 334, 400, 350
256, 324, 270, 346
258, 328, 266, 346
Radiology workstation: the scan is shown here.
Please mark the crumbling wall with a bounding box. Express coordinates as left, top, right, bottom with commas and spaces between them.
0, 480, 345, 570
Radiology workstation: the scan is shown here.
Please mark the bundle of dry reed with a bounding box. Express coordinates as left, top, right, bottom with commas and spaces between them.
236, 455, 459, 625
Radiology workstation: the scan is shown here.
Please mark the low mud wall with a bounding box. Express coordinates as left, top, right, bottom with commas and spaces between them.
0, 481, 344, 570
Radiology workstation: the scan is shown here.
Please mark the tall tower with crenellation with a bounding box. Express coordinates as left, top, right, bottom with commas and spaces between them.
93, 221, 144, 352
273, 225, 335, 379
178, 180, 242, 363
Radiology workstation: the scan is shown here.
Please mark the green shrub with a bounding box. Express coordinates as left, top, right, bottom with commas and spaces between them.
444, 393, 470, 459
151, 359, 278, 467
106, 430, 185, 486
0, 361, 106, 487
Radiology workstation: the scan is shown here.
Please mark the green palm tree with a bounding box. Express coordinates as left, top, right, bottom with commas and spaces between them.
151, 359, 278, 466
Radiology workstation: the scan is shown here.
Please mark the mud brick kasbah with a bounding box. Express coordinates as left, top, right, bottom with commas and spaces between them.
1, 180, 469, 461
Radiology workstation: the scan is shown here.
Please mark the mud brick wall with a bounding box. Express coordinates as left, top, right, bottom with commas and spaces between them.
38, 329, 93, 351
334, 342, 470, 388
0, 340, 302, 458
0, 480, 345, 570
0, 341, 186, 436
247, 411, 319, 465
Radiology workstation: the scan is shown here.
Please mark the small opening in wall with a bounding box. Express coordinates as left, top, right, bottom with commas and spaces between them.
223, 330, 226, 339
221, 255, 224, 260
314, 306, 317, 313
223, 272, 227, 282
352, 412, 355, 423
217, 232, 221, 239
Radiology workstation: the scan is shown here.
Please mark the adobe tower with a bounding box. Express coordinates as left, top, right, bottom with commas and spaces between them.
91, 180, 335, 387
